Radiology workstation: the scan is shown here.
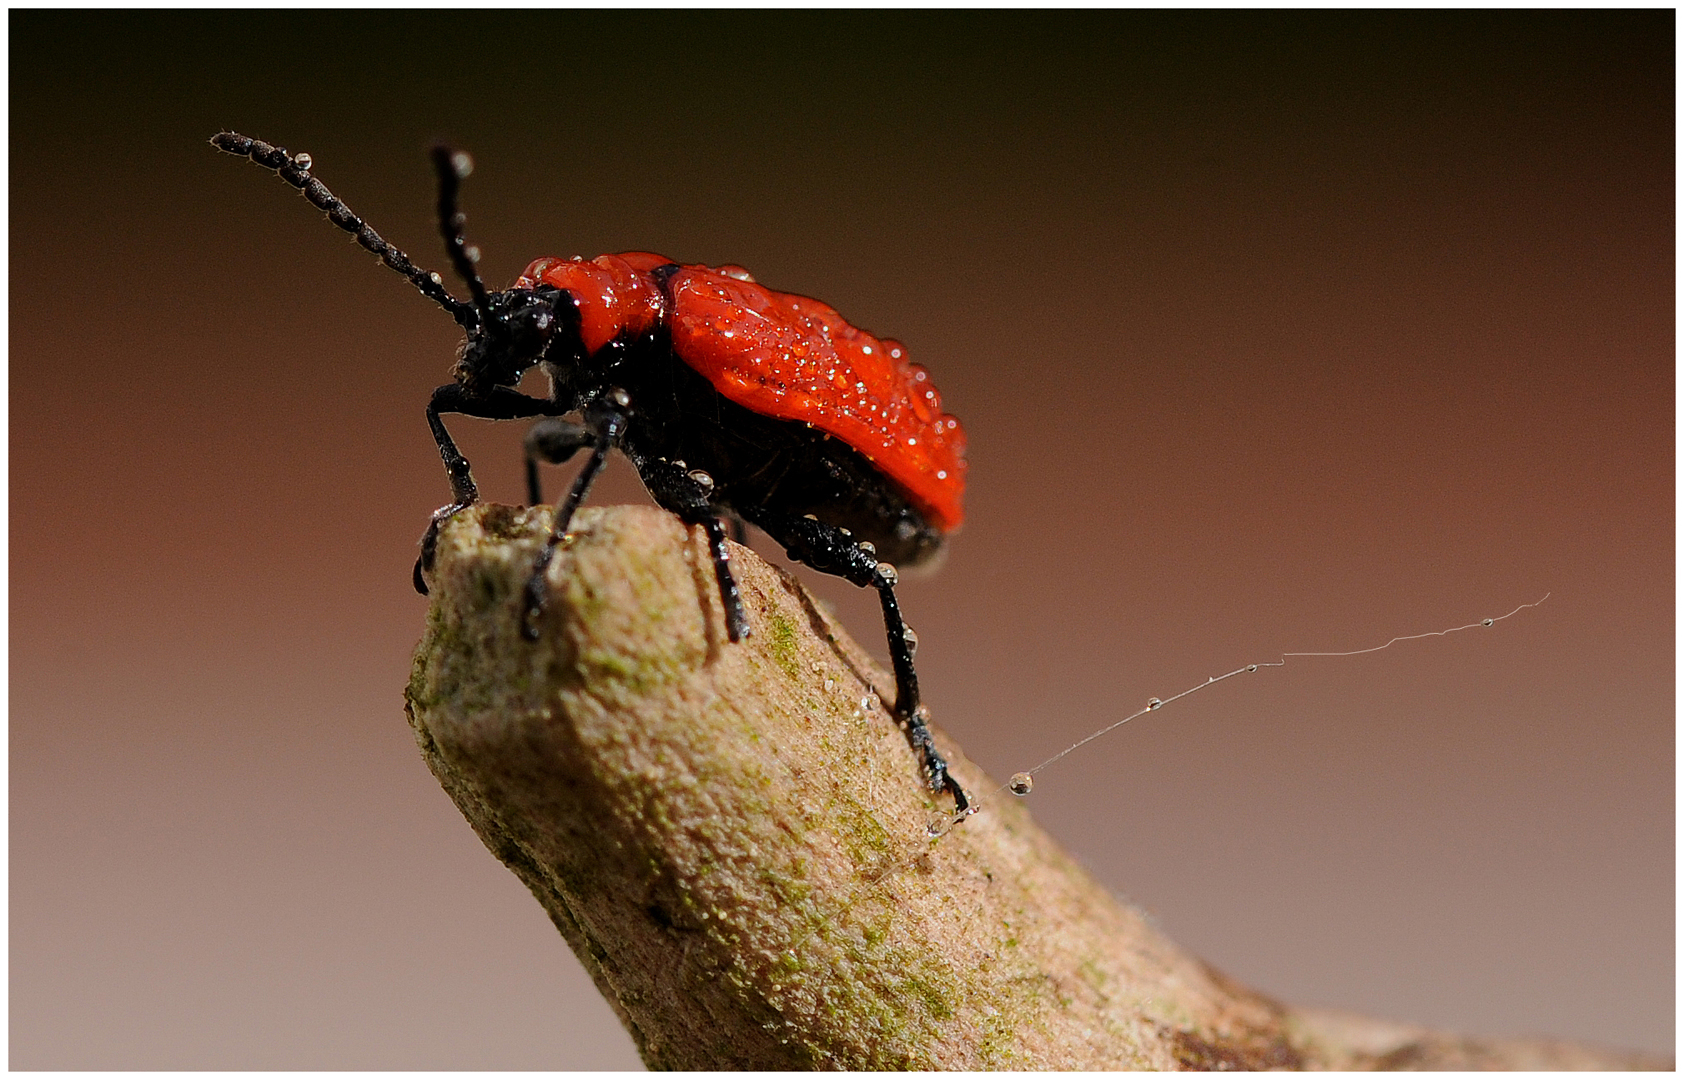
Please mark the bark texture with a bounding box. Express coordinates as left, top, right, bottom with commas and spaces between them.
404, 503, 1663, 1071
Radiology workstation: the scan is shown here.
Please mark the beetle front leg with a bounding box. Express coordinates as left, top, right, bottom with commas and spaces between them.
416, 384, 569, 595
415, 393, 482, 595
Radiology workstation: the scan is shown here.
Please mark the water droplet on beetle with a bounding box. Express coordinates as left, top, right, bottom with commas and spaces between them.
451, 151, 474, 178
1482, 618, 1494, 627
1147, 697, 1162, 710
1009, 772, 1034, 796
688, 469, 714, 492
1247, 664, 1258, 672
875, 562, 898, 586
293, 152, 313, 169
902, 626, 919, 658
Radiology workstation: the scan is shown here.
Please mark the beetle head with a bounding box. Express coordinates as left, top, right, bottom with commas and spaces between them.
452, 285, 581, 396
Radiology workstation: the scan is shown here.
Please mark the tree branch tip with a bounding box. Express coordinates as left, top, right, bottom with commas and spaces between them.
405, 502, 1665, 1071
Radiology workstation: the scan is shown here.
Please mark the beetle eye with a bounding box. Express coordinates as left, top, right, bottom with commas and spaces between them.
505, 300, 556, 355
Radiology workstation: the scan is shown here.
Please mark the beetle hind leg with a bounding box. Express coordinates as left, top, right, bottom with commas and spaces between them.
752, 510, 970, 814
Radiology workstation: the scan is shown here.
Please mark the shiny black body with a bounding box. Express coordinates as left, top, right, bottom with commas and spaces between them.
211, 130, 969, 815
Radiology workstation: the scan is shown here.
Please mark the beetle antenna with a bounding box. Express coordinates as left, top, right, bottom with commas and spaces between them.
210, 131, 473, 328
431, 145, 494, 329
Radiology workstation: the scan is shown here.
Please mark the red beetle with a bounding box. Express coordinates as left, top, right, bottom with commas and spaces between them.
213, 132, 971, 812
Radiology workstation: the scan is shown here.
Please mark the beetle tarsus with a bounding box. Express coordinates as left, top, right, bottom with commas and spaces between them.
414, 499, 477, 595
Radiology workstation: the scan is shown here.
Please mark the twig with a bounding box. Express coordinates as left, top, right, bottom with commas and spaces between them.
403, 503, 1663, 1070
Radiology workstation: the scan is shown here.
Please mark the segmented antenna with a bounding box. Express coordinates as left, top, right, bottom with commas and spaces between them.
431, 146, 493, 327
210, 131, 473, 328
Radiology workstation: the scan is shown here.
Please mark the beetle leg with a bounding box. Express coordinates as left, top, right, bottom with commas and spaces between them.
524, 418, 594, 506
638, 457, 751, 643
416, 391, 479, 595
417, 384, 568, 595
521, 394, 629, 641
752, 511, 970, 814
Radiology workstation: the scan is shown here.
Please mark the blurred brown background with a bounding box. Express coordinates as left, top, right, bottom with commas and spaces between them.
10, 11, 1671, 1068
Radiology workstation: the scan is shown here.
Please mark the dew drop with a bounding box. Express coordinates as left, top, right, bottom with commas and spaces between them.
857, 540, 876, 555
823, 678, 836, 692
687, 469, 715, 492
1246, 664, 1257, 672
450, 151, 474, 178
1147, 697, 1162, 710
902, 626, 919, 658
875, 561, 898, 586
293, 152, 313, 169
1482, 618, 1494, 627
1008, 772, 1034, 796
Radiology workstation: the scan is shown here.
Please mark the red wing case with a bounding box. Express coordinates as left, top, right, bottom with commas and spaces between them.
666, 265, 967, 531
